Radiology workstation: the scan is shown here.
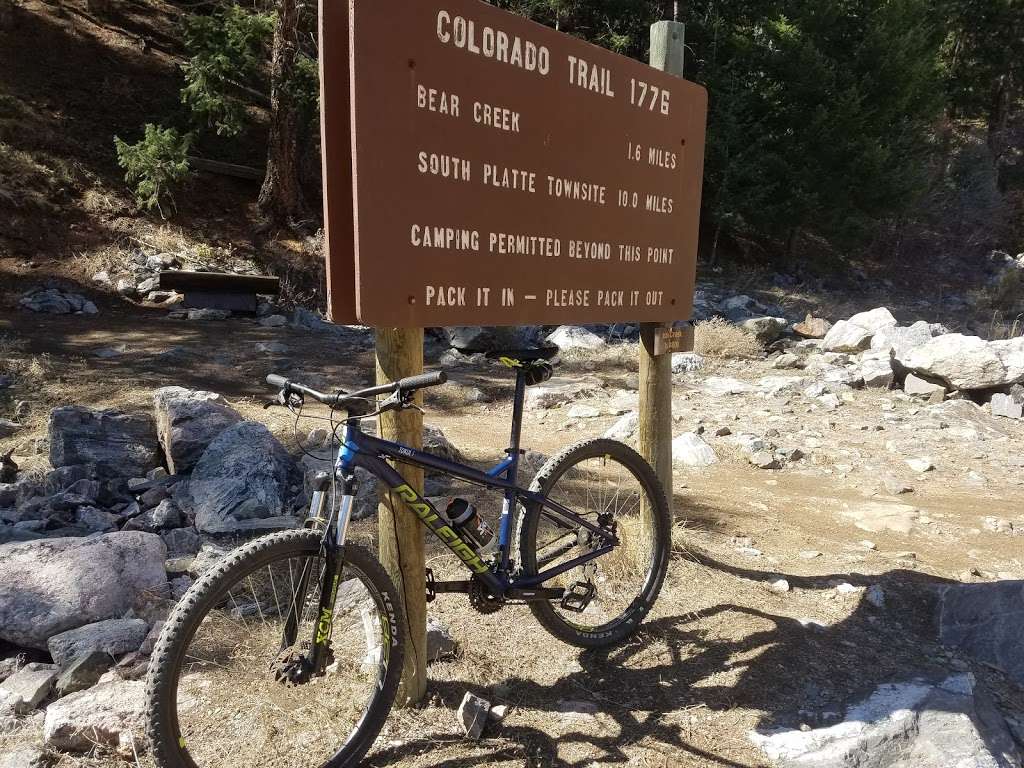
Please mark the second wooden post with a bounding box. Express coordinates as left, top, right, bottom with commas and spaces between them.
639, 20, 688, 511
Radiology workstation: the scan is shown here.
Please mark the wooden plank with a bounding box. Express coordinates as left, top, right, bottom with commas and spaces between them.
158, 271, 280, 295
187, 156, 265, 182
181, 291, 257, 313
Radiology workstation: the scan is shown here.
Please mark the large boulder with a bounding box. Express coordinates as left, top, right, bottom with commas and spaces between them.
992, 389, 1024, 420
793, 314, 832, 339
859, 350, 895, 389
904, 372, 947, 401
153, 387, 243, 474
446, 326, 538, 352
48, 407, 159, 479
749, 674, 1020, 768
0, 532, 167, 650
822, 308, 897, 353
870, 321, 933, 358
189, 422, 302, 534
672, 433, 718, 467
939, 580, 1024, 686
423, 425, 462, 463
823, 320, 876, 353
43, 680, 146, 754
524, 378, 602, 409
47, 619, 149, 667
0, 745, 48, 768
0, 663, 58, 713
741, 316, 788, 344
546, 325, 606, 351
897, 334, 1024, 391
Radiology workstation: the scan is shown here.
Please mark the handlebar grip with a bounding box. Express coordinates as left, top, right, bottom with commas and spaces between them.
398, 371, 448, 392
266, 374, 290, 390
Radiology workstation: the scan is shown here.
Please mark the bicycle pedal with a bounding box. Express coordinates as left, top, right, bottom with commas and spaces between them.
425, 568, 436, 603
560, 581, 596, 613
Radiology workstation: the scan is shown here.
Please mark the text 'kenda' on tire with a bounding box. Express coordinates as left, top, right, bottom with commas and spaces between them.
145, 531, 405, 768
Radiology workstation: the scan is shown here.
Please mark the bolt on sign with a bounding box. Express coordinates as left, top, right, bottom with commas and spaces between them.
321, 0, 708, 327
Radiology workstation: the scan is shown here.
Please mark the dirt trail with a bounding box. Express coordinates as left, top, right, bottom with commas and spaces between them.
2, 308, 1022, 767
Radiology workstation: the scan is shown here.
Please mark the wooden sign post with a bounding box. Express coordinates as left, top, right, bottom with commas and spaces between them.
320, 1, 707, 705
640, 20, 689, 515
374, 327, 428, 705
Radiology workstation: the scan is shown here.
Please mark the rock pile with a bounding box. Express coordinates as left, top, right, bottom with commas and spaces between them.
0, 383, 343, 760
95, 250, 182, 305
0, 380, 475, 759
19, 286, 98, 316
0, 389, 310, 545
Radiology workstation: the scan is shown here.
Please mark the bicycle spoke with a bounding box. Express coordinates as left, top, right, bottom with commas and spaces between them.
170, 550, 389, 768
534, 450, 659, 631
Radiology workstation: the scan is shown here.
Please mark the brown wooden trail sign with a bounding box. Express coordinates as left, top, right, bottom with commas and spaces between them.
321, 0, 708, 327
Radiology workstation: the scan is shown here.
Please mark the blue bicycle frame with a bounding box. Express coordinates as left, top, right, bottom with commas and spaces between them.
324, 367, 619, 599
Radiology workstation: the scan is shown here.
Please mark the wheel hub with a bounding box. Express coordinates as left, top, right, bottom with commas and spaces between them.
468, 577, 504, 615
272, 644, 333, 686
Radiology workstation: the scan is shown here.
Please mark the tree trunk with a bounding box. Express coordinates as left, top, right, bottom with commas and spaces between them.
709, 219, 722, 266
86, 0, 111, 14
785, 227, 798, 261
0, 0, 16, 30
987, 74, 1011, 191
257, 0, 311, 226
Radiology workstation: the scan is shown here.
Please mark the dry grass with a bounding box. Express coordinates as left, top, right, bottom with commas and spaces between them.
0, 334, 49, 387
970, 268, 1024, 339
693, 318, 762, 359
80, 187, 127, 216
986, 309, 1024, 340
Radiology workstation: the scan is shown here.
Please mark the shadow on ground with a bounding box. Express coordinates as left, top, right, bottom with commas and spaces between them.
366, 557, 1014, 768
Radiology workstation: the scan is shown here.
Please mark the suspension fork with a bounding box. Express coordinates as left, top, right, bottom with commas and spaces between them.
309, 472, 356, 672
281, 471, 357, 674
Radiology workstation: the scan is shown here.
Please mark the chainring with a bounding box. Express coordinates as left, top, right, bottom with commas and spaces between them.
468, 577, 504, 615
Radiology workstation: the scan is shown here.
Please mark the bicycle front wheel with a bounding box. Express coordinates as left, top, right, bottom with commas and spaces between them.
146, 530, 404, 768
519, 439, 671, 648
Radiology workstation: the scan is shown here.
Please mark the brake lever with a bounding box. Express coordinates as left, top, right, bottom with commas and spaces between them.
264, 390, 304, 411
397, 388, 424, 414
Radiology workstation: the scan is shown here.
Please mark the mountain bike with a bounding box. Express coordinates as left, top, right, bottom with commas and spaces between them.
146, 350, 671, 768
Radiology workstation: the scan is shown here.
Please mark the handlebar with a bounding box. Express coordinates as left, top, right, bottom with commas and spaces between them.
266, 371, 447, 409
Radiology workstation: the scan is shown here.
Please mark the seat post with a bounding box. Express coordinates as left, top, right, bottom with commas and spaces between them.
506, 367, 528, 481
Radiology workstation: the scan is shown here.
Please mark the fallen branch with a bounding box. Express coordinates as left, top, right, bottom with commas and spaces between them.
187, 156, 265, 182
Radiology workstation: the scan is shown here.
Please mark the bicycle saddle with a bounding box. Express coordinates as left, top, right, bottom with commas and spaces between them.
485, 349, 558, 385
483, 347, 559, 363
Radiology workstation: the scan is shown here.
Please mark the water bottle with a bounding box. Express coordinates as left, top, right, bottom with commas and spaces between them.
444, 498, 498, 557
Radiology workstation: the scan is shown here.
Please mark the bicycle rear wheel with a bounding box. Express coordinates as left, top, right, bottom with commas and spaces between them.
146, 530, 404, 768
519, 439, 671, 647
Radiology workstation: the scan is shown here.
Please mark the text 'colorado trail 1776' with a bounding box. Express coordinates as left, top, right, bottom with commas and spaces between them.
322, 0, 708, 326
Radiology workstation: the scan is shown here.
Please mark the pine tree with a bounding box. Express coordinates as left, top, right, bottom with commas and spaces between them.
257, 0, 314, 225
